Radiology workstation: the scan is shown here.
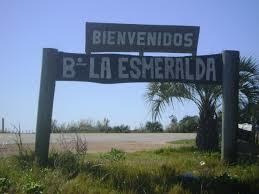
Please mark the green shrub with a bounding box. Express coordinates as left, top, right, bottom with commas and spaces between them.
100, 148, 126, 161
0, 177, 11, 193
22, 181, 43, 194
21, 174, 43, 194
49, 151, 80, 176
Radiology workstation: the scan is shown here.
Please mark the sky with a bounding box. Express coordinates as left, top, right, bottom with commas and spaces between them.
0, 0, 259, 132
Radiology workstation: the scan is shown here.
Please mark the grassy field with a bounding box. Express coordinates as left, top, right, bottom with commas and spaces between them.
0, 140, 259, 194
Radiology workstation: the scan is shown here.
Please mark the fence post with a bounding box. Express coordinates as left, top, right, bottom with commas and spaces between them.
35, 48, 58, 165
221, 50, 239, 162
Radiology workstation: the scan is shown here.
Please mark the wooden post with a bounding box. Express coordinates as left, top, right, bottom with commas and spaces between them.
35, 48, 58, 165
1, 118, 4, 133
221, 50, 239, 162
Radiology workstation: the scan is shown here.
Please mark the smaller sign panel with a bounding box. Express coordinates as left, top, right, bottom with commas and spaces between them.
56, 52, 223, 84
85, 22, 200, 54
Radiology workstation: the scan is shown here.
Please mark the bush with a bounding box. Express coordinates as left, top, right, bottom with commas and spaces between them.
100, 148, 126, 161
178, 116, 198, 132
111, 125, 130, 133
0, 177, 11, 193
167, 116, 198, 133
49, 151, 80, 176
21, 174, 43, 194
51, 119, 102, 133
145, 121, 163, 132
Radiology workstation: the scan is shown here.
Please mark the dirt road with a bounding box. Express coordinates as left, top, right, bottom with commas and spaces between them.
0, 133, 196, 154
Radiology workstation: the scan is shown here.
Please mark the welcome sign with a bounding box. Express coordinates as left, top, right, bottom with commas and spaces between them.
35, 21, 239, 164
85, 22, 200, 54
57, 52, 223, 84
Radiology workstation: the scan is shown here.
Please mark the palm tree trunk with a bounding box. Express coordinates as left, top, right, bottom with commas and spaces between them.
196, 100, 219, 151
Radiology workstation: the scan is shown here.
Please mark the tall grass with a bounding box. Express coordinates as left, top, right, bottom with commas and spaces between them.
0, 145, 258, 193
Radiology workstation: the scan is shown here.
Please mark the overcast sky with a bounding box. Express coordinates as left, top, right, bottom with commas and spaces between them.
0, 0, 258, 132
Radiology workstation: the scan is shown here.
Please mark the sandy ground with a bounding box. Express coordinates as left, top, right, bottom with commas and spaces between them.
0, 133, 196, 156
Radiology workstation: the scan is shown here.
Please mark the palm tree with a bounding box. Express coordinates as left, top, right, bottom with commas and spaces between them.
239, 57, 259, 122
146, 57, 259, 151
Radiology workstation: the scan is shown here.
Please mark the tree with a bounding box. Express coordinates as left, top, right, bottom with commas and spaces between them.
97, 118, 111, 132
146, 57, 259, 151
238, 57, 259, 123
169, 114, 178, 125
178, 116, 199, 133
51, 119, 59, 133
166, 115, 178, 132
111, 125, 130, 133
145, 121, 163, 132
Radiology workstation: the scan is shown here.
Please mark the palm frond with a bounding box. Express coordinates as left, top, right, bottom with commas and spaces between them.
145, 82, 191, 120
145, 56, 259, 121
239, 56, 259, 106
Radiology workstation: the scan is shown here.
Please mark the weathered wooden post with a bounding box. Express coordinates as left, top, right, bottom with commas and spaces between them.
221, 50, 239, 162
1, 117, 4, 133
35, 48, 58, 165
